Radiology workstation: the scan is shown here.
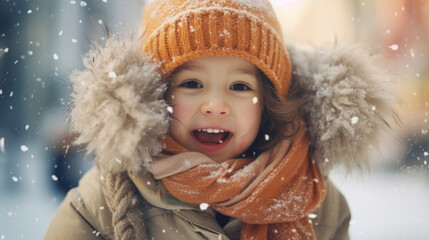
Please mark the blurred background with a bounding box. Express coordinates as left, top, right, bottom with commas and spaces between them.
0, 0, 428, 239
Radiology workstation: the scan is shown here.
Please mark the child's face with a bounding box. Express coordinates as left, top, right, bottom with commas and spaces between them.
166, 56, 262, 162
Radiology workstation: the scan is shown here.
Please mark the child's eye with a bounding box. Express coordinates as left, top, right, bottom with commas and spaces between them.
230, 83, 251, 91
179, 80, 202, 89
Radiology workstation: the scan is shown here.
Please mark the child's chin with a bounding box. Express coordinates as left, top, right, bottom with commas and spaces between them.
205, 153, 230, 163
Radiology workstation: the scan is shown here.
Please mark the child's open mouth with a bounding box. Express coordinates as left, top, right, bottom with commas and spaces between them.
192, 129, 230, 144
191, 128, 232, 151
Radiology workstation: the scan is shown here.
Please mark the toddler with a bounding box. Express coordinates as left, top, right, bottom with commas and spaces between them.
45, 0, 396, 239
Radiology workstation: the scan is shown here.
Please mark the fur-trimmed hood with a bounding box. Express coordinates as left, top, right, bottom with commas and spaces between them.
69, 34, 397, 174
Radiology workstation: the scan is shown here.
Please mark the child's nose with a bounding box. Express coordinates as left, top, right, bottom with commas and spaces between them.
200, 97, 230, 116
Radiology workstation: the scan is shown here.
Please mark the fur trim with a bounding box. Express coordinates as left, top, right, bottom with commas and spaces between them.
69, 34, 169, 174
288, 44, 398, 172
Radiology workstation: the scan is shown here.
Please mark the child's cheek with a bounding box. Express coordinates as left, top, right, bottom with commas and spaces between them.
235, 97, 262, 149
170, 97, 194, 125
235, 97, 262, 124
172, 105, 191, 122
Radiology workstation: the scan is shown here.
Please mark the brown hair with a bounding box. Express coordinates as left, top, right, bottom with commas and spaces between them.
246, 69, 303, 155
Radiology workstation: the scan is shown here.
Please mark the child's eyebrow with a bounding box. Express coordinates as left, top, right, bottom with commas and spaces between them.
230, 68, 257, 76
176, 65, 204, 72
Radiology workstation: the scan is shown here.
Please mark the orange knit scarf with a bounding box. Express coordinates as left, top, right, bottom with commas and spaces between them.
148, 123, 326, 240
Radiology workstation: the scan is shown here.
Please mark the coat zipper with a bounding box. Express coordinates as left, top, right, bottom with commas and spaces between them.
173, 210, 230, 240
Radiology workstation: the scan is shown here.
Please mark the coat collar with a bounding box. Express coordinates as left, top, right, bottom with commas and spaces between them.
129, 170, 196, 210
129, 170, 229, 238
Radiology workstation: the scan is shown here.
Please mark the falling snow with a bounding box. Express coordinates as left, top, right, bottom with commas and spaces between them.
265, 134, 270, 141
12, 176, 18, 182
80, 1, 88, 7
351, 116, 359, 125
199, 203, 209, 211
53, 53, 59, 60
410, 49, 415, 57
388, 44, 399, 51
20, 145, 29, 152
58, 30, 63, 36
252, 96, 258, 104
0, 137, 5, 153
51, 175, 58, 181
167, 106, 173, 113
108, 71, 117, 79
25, 125, 29, 130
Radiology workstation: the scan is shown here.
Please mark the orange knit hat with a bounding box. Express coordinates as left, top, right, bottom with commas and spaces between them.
140, 0, 292, 96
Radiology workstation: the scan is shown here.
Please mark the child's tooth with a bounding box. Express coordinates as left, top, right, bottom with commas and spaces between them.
207, 129, 213, 133
202, 129, 207, 132
213, 129, 220, 133
219, 130, 224, 133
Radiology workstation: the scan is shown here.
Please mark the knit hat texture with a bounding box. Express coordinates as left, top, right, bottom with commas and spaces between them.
141, 0, 292, 96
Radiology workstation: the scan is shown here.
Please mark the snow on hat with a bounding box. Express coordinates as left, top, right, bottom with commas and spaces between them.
140, 0, 292, 96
